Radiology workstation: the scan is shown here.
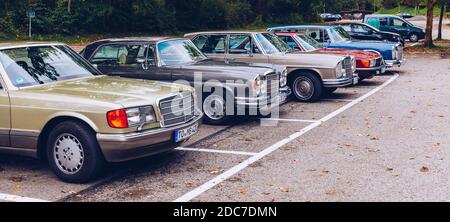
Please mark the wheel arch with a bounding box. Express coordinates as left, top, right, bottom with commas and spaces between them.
37, 115, 98, 160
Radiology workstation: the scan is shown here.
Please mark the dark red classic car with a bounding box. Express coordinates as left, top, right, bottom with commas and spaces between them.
275, 32, 386, 80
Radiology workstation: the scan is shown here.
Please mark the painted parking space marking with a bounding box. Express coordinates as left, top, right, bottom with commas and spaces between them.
176, 147, 257, 156
174, 74, 399, 202
321, 98, 355, 102
0, 193, 50, 202
262, 118, 320, 123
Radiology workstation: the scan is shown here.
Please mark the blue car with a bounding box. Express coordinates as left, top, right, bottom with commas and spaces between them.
268, 25, 405, 68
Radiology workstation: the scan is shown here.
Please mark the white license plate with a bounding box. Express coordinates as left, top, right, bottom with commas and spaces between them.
174, 124, 198, 143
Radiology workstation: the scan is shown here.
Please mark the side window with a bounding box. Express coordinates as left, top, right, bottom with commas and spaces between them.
393, 18, 406, 27
91, 44, 148, 67
306, 29, 322, 42
91, 45, 120, 66
279, 35, 298, 49
193, 35, 226, 54
229, 34, 252, 54
352, 24, 369, 34
379, 18, 388, 26
341, 25, 352, 32
321, 29, 330, 43
367, 18, 381, 29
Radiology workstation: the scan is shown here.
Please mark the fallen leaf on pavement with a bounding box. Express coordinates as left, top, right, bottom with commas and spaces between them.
8, 176, 24, 183
420, 166, 429, 173
279, 187, 293, 193
209, 168, 224, 175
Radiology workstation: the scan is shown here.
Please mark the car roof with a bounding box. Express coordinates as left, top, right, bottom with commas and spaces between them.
268, 25, 334, 31
89, 37, 177, 45
0, 42, 63, 50
185, 31, 264, 36
366, 14, 400, 18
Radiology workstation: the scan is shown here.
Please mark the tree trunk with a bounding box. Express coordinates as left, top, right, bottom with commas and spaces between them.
437, 3, 446, 40
67, 0, 71, 14
424, 0, 435, 47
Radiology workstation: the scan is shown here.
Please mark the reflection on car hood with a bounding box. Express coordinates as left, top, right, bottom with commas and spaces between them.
19, 75, 191, 108
314, 48, 382, 60
176, 59, 275, 81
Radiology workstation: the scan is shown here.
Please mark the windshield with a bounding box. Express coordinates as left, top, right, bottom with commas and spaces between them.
328, 27, 352, 43
157, 39, 206, 66
255, 33, 291, 54
0, 45, 99, 88
295, 34, 323, 51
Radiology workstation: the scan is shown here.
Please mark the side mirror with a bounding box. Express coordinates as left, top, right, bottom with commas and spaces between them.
246, 48, 253, 57
402, 23, 407, 27
367, 29, 374, 35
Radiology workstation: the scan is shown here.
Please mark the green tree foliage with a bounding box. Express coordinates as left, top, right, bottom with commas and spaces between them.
0, 0, 329, 36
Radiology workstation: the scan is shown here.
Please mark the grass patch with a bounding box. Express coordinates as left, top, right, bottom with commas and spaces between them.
377, 6, 450, 16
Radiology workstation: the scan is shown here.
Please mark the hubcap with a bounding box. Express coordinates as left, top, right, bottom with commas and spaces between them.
203, 95, 226, 121
53, 133, 84, 175
293, 77, 314, 100
411, 34, 418, 42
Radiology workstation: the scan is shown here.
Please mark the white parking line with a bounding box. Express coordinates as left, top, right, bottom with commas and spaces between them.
321, 98, 355, 102
0, 193, 50, 202
262, 118, 319, 123
174, 74, 399, 202
176, 147, 257, 156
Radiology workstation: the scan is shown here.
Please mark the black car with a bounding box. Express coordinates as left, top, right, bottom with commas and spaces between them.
81, 37, 290, 125
337, 22, 405, 46
397, 13, 414, 19
320, 13, 342, 22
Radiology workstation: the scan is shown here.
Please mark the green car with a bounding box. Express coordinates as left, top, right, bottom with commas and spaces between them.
0, 42, 202, 183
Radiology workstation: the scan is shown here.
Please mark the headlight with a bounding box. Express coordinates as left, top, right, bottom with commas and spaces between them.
335, 61, 344, 78
107, 106, 156, 129
280, 68, 288, 87
252, 76, 262, 96
351, 57, 357, 72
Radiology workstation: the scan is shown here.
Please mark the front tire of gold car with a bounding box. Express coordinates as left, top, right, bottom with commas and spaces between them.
202, 93, 231, 125
46, 121, 105, 183
291, 72, 322, 102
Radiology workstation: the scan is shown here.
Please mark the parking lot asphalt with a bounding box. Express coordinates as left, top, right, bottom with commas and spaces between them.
0, 55, 449, 202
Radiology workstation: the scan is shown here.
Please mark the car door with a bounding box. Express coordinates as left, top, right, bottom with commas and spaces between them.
226, 34, 269, 63
0, 81, 10, 147
191, 34, 227, 60
391, 18, 410, 38
378, 17, 391, 33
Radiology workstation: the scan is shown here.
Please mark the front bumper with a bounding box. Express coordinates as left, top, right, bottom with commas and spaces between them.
235, 86, 291, 110
385, 59, 406, 68
323, 76, 354, 88
97, 114, 203, 163
357, 63, 387, 78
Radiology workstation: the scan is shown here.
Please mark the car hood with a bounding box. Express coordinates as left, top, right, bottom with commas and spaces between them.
313, 48, 381, 60
331, 40, 398, 50
175, 59, 275, 81
18, 75, 191, 108
279, 52, 346, 68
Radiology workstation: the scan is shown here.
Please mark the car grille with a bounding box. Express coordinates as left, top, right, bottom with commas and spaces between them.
159, 92, 195, 127
343, 57, 353, 77
265, 72, 279, 101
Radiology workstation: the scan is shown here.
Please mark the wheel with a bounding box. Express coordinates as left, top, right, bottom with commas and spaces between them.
322, 87, 337, 96
202, 93, 232, 125
290, 71, 323, 102
46, 121, 105, 183
409, 33, 419, 42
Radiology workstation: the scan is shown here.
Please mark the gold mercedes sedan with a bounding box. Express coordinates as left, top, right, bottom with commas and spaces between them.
0, 42, 202, 183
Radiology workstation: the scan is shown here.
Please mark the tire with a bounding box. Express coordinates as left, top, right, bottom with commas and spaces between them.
290, 71, 323, 102
322, 87, 337, 96
202, 93, 232, 125
46, 121, 105, 183
409, 33, 419, 42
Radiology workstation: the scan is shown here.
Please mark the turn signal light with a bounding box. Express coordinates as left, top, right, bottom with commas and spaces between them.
359, 59, 371, 68
107, 109, 129, 128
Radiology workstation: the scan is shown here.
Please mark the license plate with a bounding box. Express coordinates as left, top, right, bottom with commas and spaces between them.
174, 124, 198, 143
